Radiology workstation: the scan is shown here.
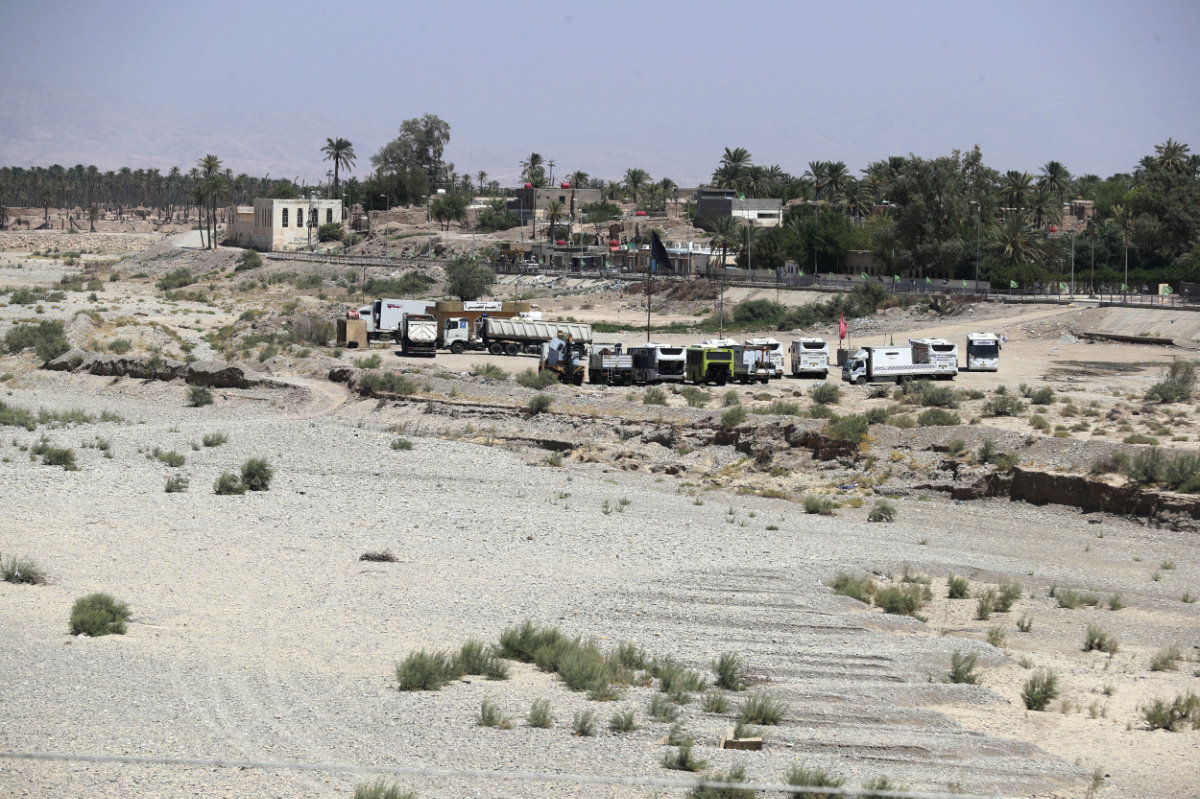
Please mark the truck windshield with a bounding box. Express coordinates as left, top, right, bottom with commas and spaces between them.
969, 343, 999, 358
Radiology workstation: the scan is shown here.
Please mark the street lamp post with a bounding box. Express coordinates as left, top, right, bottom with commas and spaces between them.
382, 195, 389, 262
1069, 233, 1075, 298
971, 200, 981, 290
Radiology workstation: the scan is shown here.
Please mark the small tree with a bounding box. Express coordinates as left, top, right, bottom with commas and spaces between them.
444, 254, 495, 301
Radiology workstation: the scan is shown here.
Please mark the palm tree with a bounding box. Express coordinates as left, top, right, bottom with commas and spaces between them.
1029, 184, 1061, 229
823, 161, 850, 202
709, 216, 743, 271
567, 170, 589, 189
1154, 138, 1191, 176
998, 171, 1033, 212
545, 200, 564, 239
1038, 160, 1072, 205
476, 170, 488, 195
987, 213, 1046, 267
520, 153, 546, 187
803, 161, 829, 202
657, 177, 677, 212
321, 138, 355, 197
624, 168, 650, 206
197, 154, 222, 249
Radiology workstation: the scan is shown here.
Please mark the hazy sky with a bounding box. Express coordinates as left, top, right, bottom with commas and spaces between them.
2, 0, 1198, 185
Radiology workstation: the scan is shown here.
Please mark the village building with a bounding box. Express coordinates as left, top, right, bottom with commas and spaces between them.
694, 187, 783, 228
508, 186, 604, 223
225, 198, 344, 251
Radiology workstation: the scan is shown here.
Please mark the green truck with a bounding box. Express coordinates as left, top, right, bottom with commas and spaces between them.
685, 347, 734, 385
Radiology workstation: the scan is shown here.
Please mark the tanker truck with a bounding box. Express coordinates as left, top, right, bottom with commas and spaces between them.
443, 316, 592, 357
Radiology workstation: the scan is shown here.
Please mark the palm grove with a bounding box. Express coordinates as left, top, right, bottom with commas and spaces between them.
2, 117, 1198, 289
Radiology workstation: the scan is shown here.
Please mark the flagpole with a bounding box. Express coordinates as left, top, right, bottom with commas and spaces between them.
646, 260, 652, 342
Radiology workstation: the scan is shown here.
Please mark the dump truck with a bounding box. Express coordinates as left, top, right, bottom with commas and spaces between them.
686, 346, 734, 385
444, 316, 592, 357
841, 345, 957, 385
359, 299, 432, 341
400, 313, 438, 357
628, 344, 687, 384
964, 332, 1001, 371
587, 344, 633, 385
789, 338, 830, 378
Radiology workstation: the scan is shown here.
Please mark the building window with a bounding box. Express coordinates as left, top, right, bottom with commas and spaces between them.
297, 208, 304, 228
282, 208, 288, 227
326, 208, 333, 224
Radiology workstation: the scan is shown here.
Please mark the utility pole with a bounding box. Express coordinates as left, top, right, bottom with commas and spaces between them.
972, 200, 981, 289
382, 195, 389, 262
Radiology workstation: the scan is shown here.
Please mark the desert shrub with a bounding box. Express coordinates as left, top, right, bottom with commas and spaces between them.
614, 641, 650, 671
947, 574, 970, 599
354, 354, 382, 369
867, 500, 896, 522
1, 553, 46, 584
783, 764, 845, 799
803, 495, 837, 515
608, 708, 637, 732
478, 698, 512, 729
213, 470, 246, 495
722, 389, 740, 406
353, 780, 415, 799
185, 384, 214, 407
202, 432, 228, 447
359, 550, 397, 562
810, 383, 840, 405
656, 659, 707, 697
1029, 414, 1050, 431
390, 437, 413, 451
917, 408, 960, 426
1056, 589, 1100, 609
1127, 447, 1168, 484
452, 639, 495, 675
1083, 624, 1118, 653
679, 386, 711, 408
69, 592, 131, 636
830, 572, 875, 603
643, 387, 668, 405
824, 414, 869, 444
497, 621, 565, 662
527, 697, 554, 728
875, 584, 926, 617
720, 405, 747, 430
471, 363, 507, 381
357, 371, 416, 395
4, 320, 70, 362
234, 249, 263, 272
975, 589, 997, 620
986, 626, 1007, 647
918, 384, 960, 408
318, 222, 344, 242
1142, 691, 1200, 731
1145, 359, 1196, 403
156, 267, 195, 290
107, 338, 132, 354
949, 650, 979, 684
395, 649, 460, 691
661, 741, 705, 772
1021, 385, 1055, 405
738, 691, 786, 725
239, 458, 273, 491
648, 693, 680, 722
0, 400, 37, 430
1150, 645, 1182, 672
713, 651, 745, 691
1021, 669, 1059, 710
982, 394, 1026, 417
703, 690, 731, 713
41, 446, 77, 470
151, 447, 185, 467
164, 475, 189, 493
572, 710, 597, 737
1016, 613, 1034, 632
996, 581, 1022, 612
527, 394, 553, 414
1092, 449, 1130, 475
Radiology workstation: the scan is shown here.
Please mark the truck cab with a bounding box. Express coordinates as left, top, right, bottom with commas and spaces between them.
965, 332, 1001, 371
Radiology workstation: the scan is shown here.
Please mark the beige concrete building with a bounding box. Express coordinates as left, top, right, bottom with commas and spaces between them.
226, 198, 344, 251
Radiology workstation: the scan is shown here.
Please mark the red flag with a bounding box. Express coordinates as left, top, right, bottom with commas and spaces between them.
839, 312, 847, 341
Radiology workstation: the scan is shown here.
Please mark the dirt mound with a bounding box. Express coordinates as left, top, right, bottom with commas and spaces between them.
120, 240, 242, 277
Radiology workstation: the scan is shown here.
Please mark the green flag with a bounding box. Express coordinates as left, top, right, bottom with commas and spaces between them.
861, 272, 869, 281
1059, 282, 1067, 292
1009, 280, 1018, 289
1164, 285, 1174, 295
798, 269, 803, 276
893, 274, 900, 282
1121, 283, 1128, 291
961, 279, 967, 287
925, 276, 931, 284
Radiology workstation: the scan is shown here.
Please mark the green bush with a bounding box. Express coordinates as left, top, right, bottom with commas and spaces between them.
783, 764, 845, 799
318, 222, 345, 242
0, 400, 38, 430
875, 584, 926, 617
830, 572, 875, 603
948, 650, 979, 684
867, 501, 896, 522
661, 741, 705, 772
357, 371, 416, 395
1021, 669, 1059, 710
69, 592, 131, 636
202, 432, 228, 447
982, 394, 1026, 417
1150, 645, 1182, 672
810, 383, 841, 405
497, 620, 566, 662
917, 408, 960, 426
164, 475, 189, 493
648, 693, 680, 722
720, 405, 747, 430
689, 764, 756, 799
156, 267, 195, 290
643, 387, 668, 405
722, 389, 740, 406
947, 574, 969, 599
679, 386, 711, 408
1, 553, 46, 584
240, 458, 273, 491
185, 384, 213, 407
703, 690, 731, 713
975, 589, 996, 620
41, 446, 77, 470
824, 414, 869, 444
1142, 691, 1200, 731
234, 249, 263, 272
391, 437, 413, 451
107, 338, 132, 354
475, 363, 509, 381
996, 581, 1023, 612
738, 690, 787, 725
803, 495, 837, 515
571, 710, 597, 737
1056, 588, 1100, 609
395, 649, 461, 691
213, 471, 246, 495
1083, 624, 1118, 653
478, 698, 512, 729
354, 354, 382, 369
917, 384, 960, 408
1145, 360, 1196, 403
4, 320, 71, 362
713, 651, 745, 691
608, 709, 637, 732
527, 697, 554, 728
527, 394, 553, 414
352, 780, 415, 799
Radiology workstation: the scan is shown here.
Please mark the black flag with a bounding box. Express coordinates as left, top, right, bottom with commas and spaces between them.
650, 230, 673, 273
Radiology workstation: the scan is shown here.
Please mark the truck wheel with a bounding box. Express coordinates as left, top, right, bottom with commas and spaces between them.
450, 341, 465, 355
489, 342, 503, 355
505, 343, 519, 356
855, 376, 867, 386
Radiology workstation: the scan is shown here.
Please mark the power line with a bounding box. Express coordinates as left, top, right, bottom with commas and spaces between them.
0, 749, 1027, 799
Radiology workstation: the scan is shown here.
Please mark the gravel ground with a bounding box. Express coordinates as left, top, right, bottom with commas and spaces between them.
2, 366, 1198, 799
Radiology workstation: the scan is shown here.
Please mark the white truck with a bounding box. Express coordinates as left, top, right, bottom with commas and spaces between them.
444, 316, 593, 357
400, 313, 438, 357
789, 338, 830, 378
964, 332, 1001, 371
842, 345, 957, 385
628, 344, 687, 384
910, 338, 959, 378
730, 343, 772, 384
587, 344, 634, 385
745, 337, 784, 378
359, 299, 432, 342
